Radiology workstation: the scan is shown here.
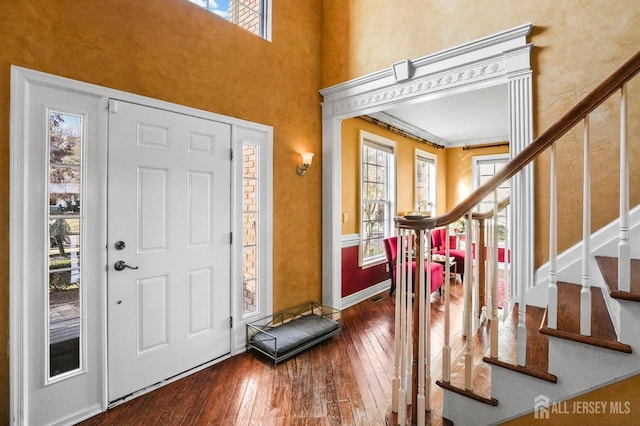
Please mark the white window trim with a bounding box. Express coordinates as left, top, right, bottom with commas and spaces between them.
472, 153, 510, 190
358, 130, 396, 267
414, 148, 437, 215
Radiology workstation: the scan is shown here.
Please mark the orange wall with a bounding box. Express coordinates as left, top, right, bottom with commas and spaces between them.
323, 0, 640, 267
445, 146, 510, 211
0, 0, 323, 420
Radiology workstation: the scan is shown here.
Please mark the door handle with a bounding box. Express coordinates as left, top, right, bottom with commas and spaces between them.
114, 260, 139, 271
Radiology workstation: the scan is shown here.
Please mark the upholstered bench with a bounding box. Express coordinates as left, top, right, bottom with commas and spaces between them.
246, 302, 341, 364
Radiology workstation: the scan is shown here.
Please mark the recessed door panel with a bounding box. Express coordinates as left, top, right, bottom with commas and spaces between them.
137, 275, 168, 352
107, 100, 231, 402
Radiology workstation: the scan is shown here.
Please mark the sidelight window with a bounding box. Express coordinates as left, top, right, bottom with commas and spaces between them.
47, 111, 83, 380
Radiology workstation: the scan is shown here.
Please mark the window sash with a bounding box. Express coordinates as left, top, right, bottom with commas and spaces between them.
360, 134, 395, 265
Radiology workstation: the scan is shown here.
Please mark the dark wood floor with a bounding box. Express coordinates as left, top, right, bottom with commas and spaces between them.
80, 283, 468, 426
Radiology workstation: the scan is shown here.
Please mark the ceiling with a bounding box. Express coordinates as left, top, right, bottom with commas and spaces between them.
368, 84, 509, 148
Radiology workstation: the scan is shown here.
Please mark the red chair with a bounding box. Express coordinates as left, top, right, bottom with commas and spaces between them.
383, 236, 443, 296
431, 228, 465, 282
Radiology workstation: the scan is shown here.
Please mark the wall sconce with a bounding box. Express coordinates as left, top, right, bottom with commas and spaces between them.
296, 152, 314, 176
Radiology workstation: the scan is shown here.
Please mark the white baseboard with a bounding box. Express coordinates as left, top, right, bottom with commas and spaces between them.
528, 204, 640, 307
341, 280, 391, 309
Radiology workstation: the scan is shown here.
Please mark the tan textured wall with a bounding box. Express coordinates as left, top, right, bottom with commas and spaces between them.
341, 118, 447, 235
504, 374, 640, 425
323, 0, 640, 267
0, 0, 323, 420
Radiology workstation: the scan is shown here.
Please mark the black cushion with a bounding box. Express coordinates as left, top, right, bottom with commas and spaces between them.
250, 315, 340, 357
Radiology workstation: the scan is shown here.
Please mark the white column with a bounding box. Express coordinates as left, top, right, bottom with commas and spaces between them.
506, 48, 533, 366
580, 116, 592, 336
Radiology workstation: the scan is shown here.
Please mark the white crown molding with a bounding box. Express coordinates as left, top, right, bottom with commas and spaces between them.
368, 111, 448, 146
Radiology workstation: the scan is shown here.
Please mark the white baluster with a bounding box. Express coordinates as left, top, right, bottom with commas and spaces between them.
619, 84, 631, 292
392, 230, 401, 413
417, 229, 426, 426
548, 143, 558, 329
397, 229, 408, 424
581, 116, 592, 336
442, 226, 451, 383
464, 211, 473, 390
490, 191, 499, 358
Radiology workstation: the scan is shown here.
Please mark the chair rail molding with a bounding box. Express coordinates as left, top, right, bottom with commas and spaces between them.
320, 23, 534, 310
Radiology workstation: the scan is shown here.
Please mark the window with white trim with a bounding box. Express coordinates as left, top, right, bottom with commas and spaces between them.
360, 131, 396, 266
415, 149, 436, 215
188, 0, 271, 40
473, 154, 509, 241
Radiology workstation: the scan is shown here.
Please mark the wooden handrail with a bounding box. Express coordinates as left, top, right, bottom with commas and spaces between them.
471, 196, 510, 221
433, 49, 640, 228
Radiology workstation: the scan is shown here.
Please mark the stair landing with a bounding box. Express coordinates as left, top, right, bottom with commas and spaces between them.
540, 282, 632, 353
595, 256, 640, 302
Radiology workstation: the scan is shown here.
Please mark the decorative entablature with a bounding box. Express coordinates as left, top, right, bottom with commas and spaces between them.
320, 23, 533, 119
330, 56, 509, 117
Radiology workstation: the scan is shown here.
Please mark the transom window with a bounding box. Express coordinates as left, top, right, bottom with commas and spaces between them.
188, 0, 271, 40
360, 131, 396, 266
415, 149, 437, 215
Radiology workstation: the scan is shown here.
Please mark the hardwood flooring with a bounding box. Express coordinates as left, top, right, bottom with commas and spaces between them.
80, 283, 467, 425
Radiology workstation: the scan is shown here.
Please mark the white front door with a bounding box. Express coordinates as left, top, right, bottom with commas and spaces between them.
106, 100, 232, 402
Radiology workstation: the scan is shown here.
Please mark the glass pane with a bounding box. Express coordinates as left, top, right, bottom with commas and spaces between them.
48, 111, 82, 379
243, 278, 257, 315
49, 113, 82, 165
243, 246, 257, 280
243, 145, 257, 178
243, 213, 257, 245
49, 274, 80, 376
235, 5, 261, 35
50, 166, 80, 215
49, 218, 80, 266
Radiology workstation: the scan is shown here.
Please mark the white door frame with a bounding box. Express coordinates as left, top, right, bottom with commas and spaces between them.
10, 66, 273, 424
319, 23, 535, 310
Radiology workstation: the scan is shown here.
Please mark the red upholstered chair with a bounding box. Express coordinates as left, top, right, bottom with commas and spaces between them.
431, 228, 465, 282
383, 236, 444, 296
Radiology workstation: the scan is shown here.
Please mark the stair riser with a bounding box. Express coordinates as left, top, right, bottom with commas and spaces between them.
549, 337, 639, 392
619, 300, 640, 344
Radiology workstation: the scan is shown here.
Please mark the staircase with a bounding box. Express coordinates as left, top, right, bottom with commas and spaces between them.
388, 50, 640, 425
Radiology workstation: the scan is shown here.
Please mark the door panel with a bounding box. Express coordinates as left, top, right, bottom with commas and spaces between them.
107, 100, 232, 402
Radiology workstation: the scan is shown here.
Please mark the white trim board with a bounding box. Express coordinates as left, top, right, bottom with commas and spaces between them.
528, 203, 640, 308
